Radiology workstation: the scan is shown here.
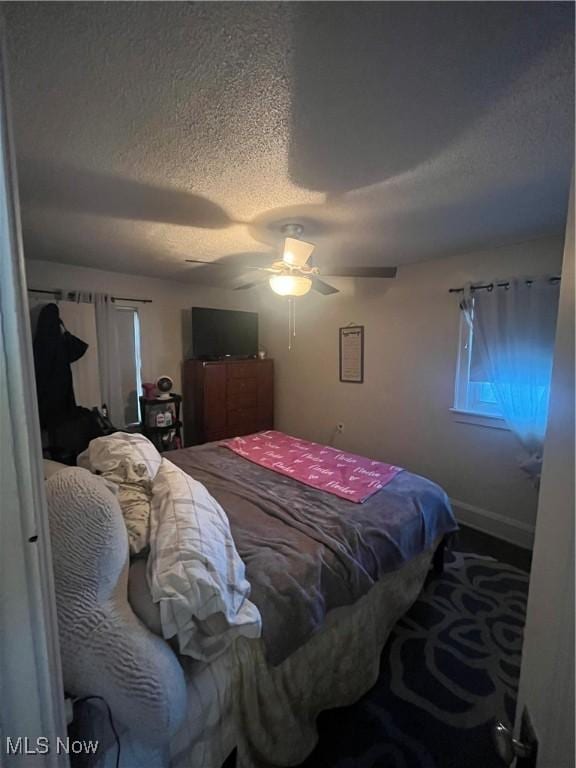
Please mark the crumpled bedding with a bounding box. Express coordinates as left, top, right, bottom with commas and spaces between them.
169, 441, 458, 665
80, 433, 261, 662
78, 432, 161, 554
148, 458, 262, 661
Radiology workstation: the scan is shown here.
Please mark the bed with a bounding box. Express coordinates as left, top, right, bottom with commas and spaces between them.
45, 432, 457, 768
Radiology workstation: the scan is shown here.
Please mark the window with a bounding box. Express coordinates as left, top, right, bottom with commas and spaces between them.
453, 298, 504, 420
115, 306, 143, 425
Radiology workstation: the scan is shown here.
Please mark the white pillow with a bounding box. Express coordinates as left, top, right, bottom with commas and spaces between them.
78, 432, 162, 554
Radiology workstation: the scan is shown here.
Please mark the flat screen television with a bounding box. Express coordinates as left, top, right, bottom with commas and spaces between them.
191, 307, 258, 360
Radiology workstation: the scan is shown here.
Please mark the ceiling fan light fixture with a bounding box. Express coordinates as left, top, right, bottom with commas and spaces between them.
282, 237, 315, 266
269, 274, 312, 297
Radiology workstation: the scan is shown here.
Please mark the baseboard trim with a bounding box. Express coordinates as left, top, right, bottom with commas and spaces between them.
450, 498, 535, 551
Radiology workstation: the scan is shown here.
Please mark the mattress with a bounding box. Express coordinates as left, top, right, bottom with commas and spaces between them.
163, 546, 435, 768
132, 546, 433, 768
79, 544, 439, 768
83, 437, 455, 768
168, 440, 457, 664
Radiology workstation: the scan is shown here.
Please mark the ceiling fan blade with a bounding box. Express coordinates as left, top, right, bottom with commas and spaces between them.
321, 266, 398, 279
283, 237, 315, 267
186, 258, 252, 268
185, 257, 273, 271
231, 272, 271, 291
312, 278, 340, 295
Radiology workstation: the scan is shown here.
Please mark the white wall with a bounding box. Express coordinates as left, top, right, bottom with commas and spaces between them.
515, 184, 574, 766
259, 236, 564, 547
25, 259, 256, 400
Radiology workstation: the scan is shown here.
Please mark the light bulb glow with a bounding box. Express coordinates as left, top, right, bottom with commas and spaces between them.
269, 274, 312, 297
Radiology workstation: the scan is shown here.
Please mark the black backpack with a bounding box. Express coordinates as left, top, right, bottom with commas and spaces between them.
47, 406, 118, 464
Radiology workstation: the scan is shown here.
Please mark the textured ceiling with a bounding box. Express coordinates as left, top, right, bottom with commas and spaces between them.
4, 2, 574, 284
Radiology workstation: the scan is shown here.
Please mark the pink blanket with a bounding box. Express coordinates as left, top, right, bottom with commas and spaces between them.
221, 431, 403, 503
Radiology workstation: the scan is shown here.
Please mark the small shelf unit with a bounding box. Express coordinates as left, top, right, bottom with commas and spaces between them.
139, 394, 182, 452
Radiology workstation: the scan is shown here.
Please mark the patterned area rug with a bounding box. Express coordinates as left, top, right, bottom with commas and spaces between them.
301, 551, 529, 768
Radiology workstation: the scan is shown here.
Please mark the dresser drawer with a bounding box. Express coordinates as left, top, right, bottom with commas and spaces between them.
205, 428, 229, 443
183, 357, 272, 447
227, 390, 258, 411
227, 407, 258, 435
227, 362, 259, 380
227, 377, 258, 398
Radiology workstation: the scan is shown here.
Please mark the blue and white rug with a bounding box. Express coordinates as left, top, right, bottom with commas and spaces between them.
302, 551, 529, 768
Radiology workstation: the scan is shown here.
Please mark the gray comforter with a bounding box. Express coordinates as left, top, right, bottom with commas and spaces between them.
168, 443, 458, 665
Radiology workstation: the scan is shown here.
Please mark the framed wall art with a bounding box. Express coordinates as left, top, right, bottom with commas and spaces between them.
339, 325, 364, 383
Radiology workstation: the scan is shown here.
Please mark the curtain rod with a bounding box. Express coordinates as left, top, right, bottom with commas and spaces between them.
448, 276, 561, 294
28, 288, 152, 304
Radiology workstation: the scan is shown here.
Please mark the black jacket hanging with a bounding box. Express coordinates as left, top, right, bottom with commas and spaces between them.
33, 302, 89, 430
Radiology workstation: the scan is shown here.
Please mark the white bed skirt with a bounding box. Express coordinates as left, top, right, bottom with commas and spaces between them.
231, 548, 432, 768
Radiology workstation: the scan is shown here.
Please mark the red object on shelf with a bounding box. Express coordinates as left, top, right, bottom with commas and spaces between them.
142, 382, 158, 399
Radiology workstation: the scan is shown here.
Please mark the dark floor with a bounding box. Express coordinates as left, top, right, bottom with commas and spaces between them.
454, 524, 532, 572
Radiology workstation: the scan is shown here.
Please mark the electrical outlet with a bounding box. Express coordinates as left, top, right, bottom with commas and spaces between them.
336, 423, 344, 433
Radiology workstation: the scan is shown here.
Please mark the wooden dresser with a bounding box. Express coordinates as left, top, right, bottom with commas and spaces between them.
182, 358, 274, 446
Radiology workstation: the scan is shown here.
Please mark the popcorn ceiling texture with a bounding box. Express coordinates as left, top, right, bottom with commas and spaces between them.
5, 2, 574, 283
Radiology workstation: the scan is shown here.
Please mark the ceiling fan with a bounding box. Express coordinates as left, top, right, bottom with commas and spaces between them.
186, 223, 397, 297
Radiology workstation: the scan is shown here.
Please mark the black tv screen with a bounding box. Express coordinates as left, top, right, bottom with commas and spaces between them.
191, 307, 258, 360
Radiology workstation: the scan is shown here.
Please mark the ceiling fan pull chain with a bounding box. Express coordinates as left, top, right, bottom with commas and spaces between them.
287, 297, 298, 350
288, 297, 292, 351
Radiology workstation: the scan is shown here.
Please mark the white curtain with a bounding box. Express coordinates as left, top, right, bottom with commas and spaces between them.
463, 278, 560, 483
61, 298, 102, 409
93, 293, 125, 427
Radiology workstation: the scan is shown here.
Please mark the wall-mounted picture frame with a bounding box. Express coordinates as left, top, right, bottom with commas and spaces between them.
339, 325, 364, 383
